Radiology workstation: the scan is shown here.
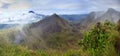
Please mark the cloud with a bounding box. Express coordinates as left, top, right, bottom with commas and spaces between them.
0, 0, 14, 3
85, 0, 120, 11
27, 0, 82, 14
1, 3, 10, 9
0, 0, 30, 11
8, 1, 30, 10
0, 0, 120, 14
0, 0, 120, 24
28, 0, 120, 14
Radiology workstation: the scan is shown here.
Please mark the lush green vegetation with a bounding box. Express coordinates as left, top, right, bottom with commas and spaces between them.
0, 20, 120, 56
79, 20, 120, 56
0, 28, 81, 56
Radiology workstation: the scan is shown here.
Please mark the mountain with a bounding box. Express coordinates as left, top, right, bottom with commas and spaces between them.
78, 8, 120, 29
4, 8, 120, 50
28, 11, 45, 19
13, 11, 45, 24
0, 11, 45, 29
30, 14, 71, 34
60, 14, 88, 22
0, 24, 18, 29
13, 14, 73, 49
0, 11, 45, 24
98, 8, 120, 23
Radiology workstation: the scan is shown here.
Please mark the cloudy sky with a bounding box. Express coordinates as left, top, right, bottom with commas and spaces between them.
0, 0, 120, 14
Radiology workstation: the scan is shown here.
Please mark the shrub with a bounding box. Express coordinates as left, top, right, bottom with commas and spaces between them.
79, 21, 119, 56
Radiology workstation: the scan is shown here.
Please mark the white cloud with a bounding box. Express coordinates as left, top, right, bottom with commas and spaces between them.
0, 0, 120, 24
0, 2, 3, 7
0, 0, 14, 3
0, 11, 43, 24
89, 0, 120, 11
0, 0, 30, 11
8, 1, 30, 10
0, 0, 120, 15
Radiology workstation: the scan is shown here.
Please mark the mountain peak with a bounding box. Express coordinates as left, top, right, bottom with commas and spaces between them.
28, 11, 35, 13
31, 13, 69, 27
108, 8, 115, 11
30, 13, 70, 35
51, 13, 59, 17
106, 8, 117, 13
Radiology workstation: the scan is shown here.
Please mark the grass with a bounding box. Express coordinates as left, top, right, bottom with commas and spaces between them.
0, 21, 120, 56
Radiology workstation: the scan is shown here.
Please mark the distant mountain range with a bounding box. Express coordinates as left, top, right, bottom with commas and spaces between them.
1, 8, 120, 49
0, 11, 45, 29
60, 14, 88, 22
0, 11, 45, 24
0, 24, 18, 29
79, 8, 120, 29
98, 8, 120, 22
0, 8, 120, 29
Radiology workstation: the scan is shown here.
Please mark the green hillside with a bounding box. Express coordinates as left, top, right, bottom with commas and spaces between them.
0, 20, 120, 56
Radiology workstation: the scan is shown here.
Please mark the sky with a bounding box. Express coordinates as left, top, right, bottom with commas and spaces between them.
0, 0, 120, 24
0, 0, 120, 15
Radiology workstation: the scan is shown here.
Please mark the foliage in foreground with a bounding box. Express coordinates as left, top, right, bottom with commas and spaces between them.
1, 20, 120, 56
0, 41, 82, 56
79, 20, 120, 56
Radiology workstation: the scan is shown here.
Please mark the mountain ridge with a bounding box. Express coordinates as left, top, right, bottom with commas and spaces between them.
75, 8, 120, 30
